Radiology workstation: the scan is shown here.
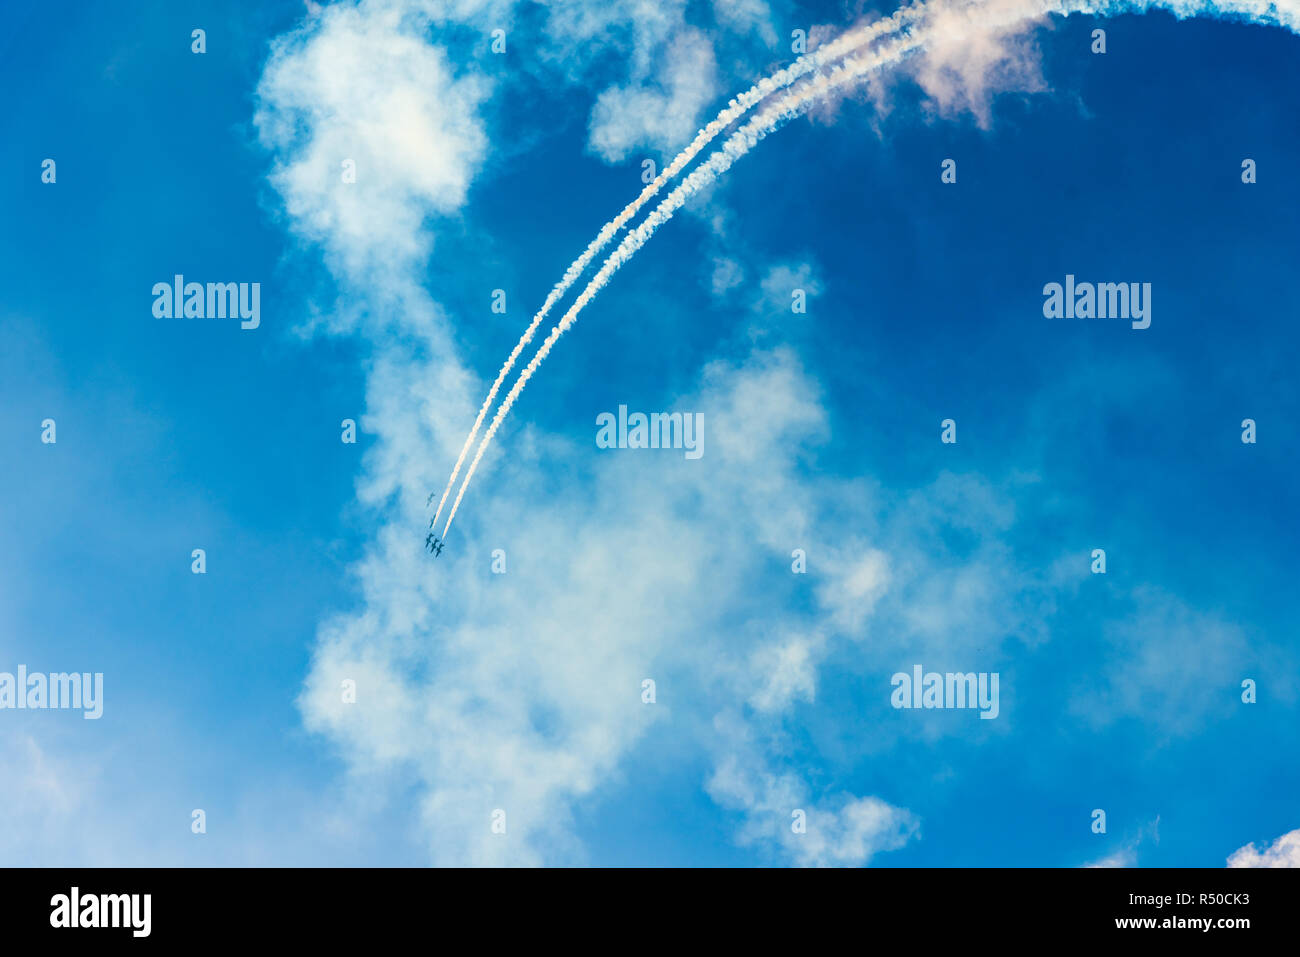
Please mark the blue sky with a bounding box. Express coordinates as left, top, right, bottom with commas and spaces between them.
1, 0, 1297, 867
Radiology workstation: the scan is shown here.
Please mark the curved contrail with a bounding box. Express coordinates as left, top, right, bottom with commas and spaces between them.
441, 0, 1300, 538
427, 2, 931, 530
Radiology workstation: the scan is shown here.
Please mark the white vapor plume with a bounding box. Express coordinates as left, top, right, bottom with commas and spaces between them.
441, 0, 1300, 536
427, 1, 928, 530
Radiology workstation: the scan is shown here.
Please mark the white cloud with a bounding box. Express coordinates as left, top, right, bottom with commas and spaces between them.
286, 321, 1108, 862
1083, 817, 1159, 868
711, 0, 778, 47
816, 547, 890, 634
759, 261, 822, 306
742, 259, 824, 341
256, 1, 492, 295
747, 633, 825, 713
710, 256, 745, 297
906, 0, 1052, 126
587, 27, 721, 162
1084, 848, 1136, 868
294, 344, 928, 864
1228, 829, 1300, 868
707, 724, 919, 867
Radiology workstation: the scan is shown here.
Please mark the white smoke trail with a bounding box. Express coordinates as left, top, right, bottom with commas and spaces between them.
440, 34, 932, 535
442, 0, 1300, 537
427, 2, 931, 529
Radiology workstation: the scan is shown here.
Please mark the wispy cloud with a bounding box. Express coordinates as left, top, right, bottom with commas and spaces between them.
1083, 817, 1159, 867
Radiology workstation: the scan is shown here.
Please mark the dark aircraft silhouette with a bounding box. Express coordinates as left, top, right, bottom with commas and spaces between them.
425, 533, 444, 556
